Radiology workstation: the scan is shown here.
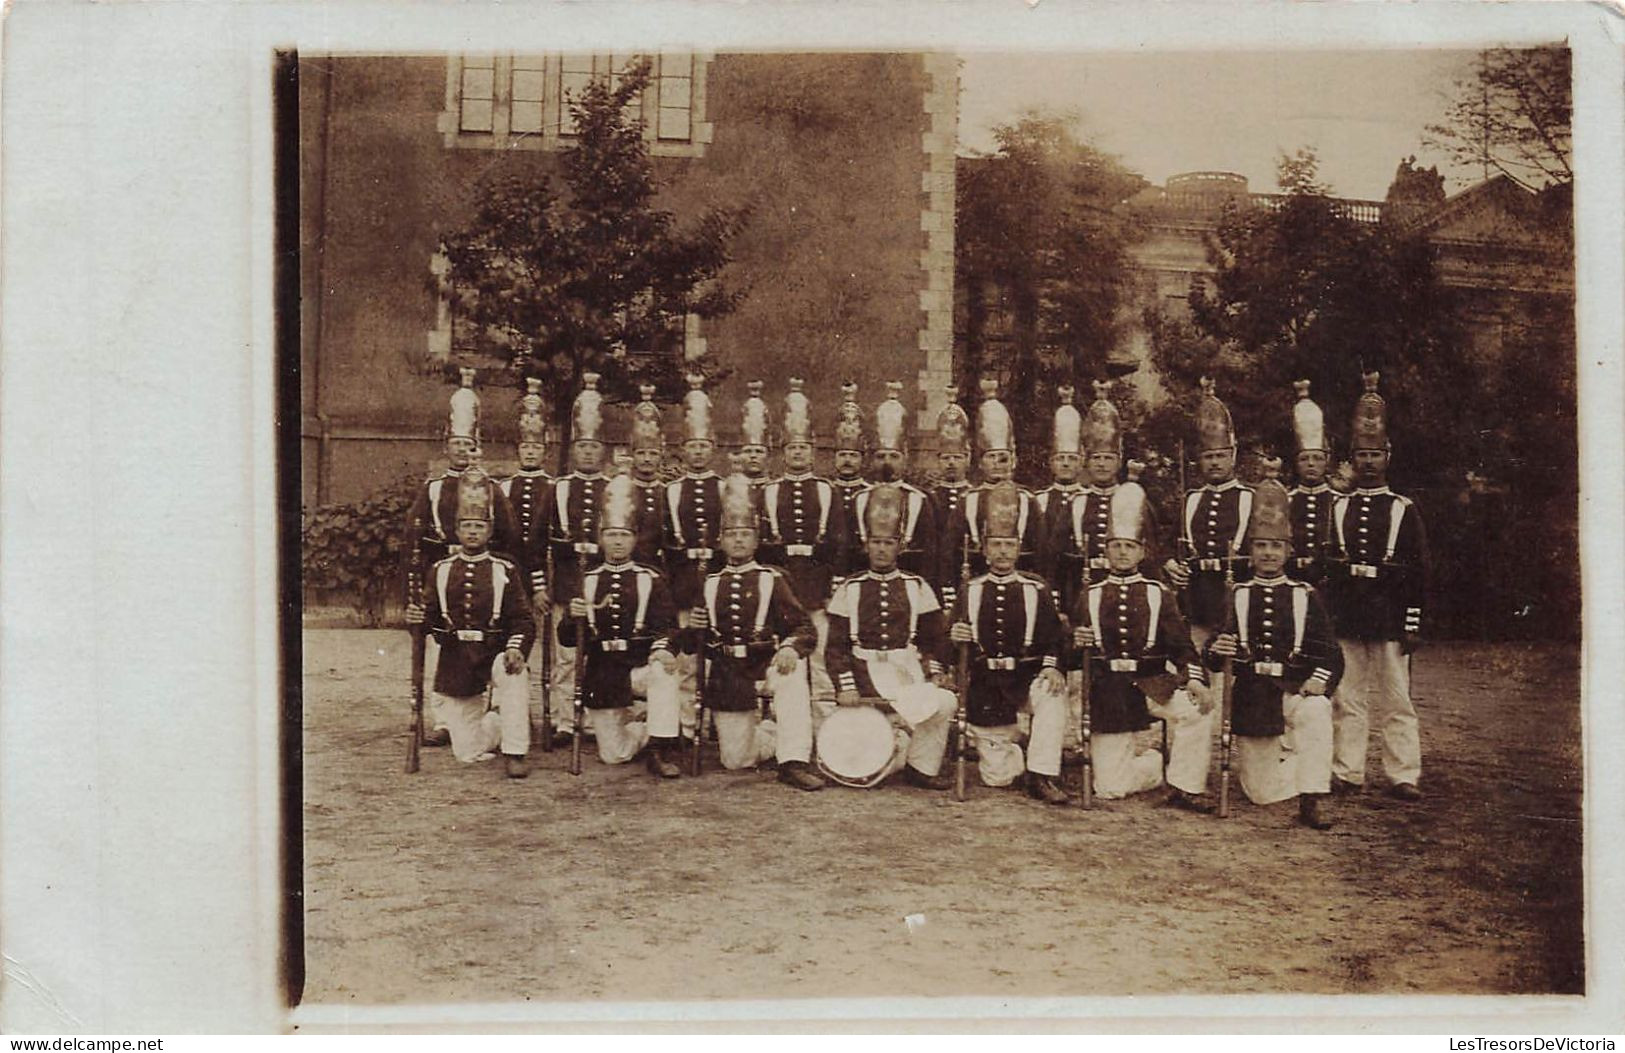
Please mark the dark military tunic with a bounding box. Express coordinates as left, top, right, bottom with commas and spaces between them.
629, 477, 667, 572
948, 483, 1045, 579
1041, 484, 1117, 623
830, 476, 868, 577
423, 551, 536, 698
401, 467, 524, 602
759, 473, 845, 610
557, 561, 677, 709
853, 483, 940, 584
549, 471, 608, 604
499, 468, 553, 595
951, 570, 1064, 727
927, 480, 972, 607
825, 569, 950, 698
686, 561, 817, 713
1076, 572, 1204, 735
1177, 480, 1255, 630
1323, 487, 1429, 642
1205, 575, 1343, 737
664, 471, 724, 609
1287, 482, 1337, 586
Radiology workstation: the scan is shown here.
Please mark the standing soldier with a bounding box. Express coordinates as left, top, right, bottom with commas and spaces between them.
927, 385, 974, 612
1074, 479, 1216, 808
1036, 384, 1086, 598
854, 381, 940, 583
404, 469, 535, 778
499, 378, 554, 739
686, 472, 826, 790
665, 373, 725, 737
825, 482, 959, 790
737, 380, 774, 490
1323, 372, 1429, 801
760, 378, 844, 703
626, 385, 669, 571
1205, 464, 1343, 829
401, 367, 522, 746
560, 474, 683, 776
546, 374, 611, 744
947, 481, 1073, 804
951, 377, 1044, 580
830, 381, 869, 578
1287, 379, 1337, 587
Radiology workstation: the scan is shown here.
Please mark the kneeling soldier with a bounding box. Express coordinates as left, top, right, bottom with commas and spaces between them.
948, 480, 1072, 804
825, 483, 959, 790
405, 469, 535, 778
688, 472, 825, 790
1206, 465, 1343, 829
1075, 480, 1216, 806
560, 475, 684, 776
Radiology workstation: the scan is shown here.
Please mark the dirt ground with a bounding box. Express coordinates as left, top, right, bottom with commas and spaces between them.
300, 629, 1583, 1005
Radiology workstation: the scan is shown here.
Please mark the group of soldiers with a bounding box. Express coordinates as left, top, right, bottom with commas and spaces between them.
401, 364, 1427, 830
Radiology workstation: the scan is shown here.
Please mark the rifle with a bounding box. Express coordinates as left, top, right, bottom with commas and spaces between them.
954, 533, 972, 802
1217, 539, 1239, 818
1077, 532, 1093, 808
405, 565, 426, 774
1176, 439, 1194, 569
569, 550, 589, 776
691, 608, 709, 776
539, 544, 555, 752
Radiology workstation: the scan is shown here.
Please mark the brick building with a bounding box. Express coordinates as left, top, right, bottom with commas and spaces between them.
301, 52, 958, 507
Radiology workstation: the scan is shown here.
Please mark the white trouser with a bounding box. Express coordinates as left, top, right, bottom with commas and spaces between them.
1237, 692, 1333, 804
1091, 689, 1215, 798
1332, 639, 1419, 787
676, 609, 700, 736
808, 609, 836, 704
712, 660, 816, 769
423, 635, 447, 732
547, 604, 578, 732
968, 674, 1069, 785
584, 663, 681, 765
813, 685, 958, 780
430, 654, 530, 762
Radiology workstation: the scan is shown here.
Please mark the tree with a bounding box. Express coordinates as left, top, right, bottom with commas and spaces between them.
439, 59, 748, 438
1425, 45, 1572, 189
957, 110, 1147, 474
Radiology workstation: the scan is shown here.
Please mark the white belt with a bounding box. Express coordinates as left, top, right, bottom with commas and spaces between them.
1089, 556, 1109, 570
1295, 556, 1316, 567
454, 629, 488, 642
685, 547, 715, 560
1253, 661, 1284, 676
853, 646, 911, 662
1350, 563, 1379, 578
598, 639, 630, 652
1197, 558, 1225, 571
1108, 658, 1137, 673
573, 542, 599, 555
786, 544, 815, 557
983, 656, 1018, 671
716, 643, 753, 658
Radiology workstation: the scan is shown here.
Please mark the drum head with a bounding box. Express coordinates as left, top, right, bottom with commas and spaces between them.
815, 706, 895, 788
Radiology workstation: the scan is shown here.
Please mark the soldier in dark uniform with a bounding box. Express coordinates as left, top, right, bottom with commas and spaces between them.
1074, 480, 1216, 808
759, 377, 845, 703
927, 386, 974, 612
1059, 382, 1129, 605
1322, 372, 1429, 801
950, 377, 1044, 580
560, 474, 683, 776
401, 368, 522, 746
499, 378, 554, 738
1036, 384, 1086, 605
1206, 465, 1343, 829
686, 472, 825, 790
737, 380, 774, 491
854, 381, 940, 584
626, 385, 669, 571
829, 381, 869, 578
405, 469, 535, 779
546, 374, 611, 741
947, 481, 1072, 804
664, 373, 725, 736
1287, 379, 1337, 587
825, 483, 959, 790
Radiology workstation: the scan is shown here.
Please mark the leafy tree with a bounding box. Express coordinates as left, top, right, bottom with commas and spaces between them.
439, 59, 748, 437
957, 110, 1147, 474
1425, 45, 1572, 189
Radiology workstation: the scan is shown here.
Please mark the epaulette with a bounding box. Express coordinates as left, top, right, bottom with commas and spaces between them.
1016, 570, 1049, 586
630, 561, 665, 580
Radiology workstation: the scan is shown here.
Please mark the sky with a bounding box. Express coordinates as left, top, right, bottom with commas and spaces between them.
957, 49, 1484, 201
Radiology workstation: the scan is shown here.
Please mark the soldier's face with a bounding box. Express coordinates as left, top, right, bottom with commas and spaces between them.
1250, 538, 1291, 577
599, 527, 635, 564
683, 439, 715, 471
1199, 447, 1236, 483
1085, 452, 1121, 486
1296, 450, 1329, 484
834, 449, 864, 478
738, 445, 768, 476
721, 526, 759, 564
1051, 452, 1083, 483
866, 536, 900, 572
456, 518, 491, 553
938, 450, 969, 482
784, 442, 814, 473
981, 449, 1015, 482
446, 437, 478, 469
872, 449, 905, 481
983, 536, 1020, 574
632, 448, 663, 480
1353, 448, 1389, 486
517, 441, 546, 470
1105, 538, 1143, 573
572, 440, 604, 473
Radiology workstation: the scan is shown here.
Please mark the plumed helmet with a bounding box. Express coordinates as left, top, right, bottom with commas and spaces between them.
1081, 379, 1122, 457
1350, 370, 1390, 451
454, 466, 495, 524
571, 372, 603, 443
983, 479, 1022, 540
1106, 480, 1151, 544
740, 380, 772, 450
1291, 379, 1327, 454
599, 473, 638, 533
1247, 473, 1293, 544
517, 377, 547, 446
935, 384, 970, 456
976, 377, 1014, 455
875, 381, 908, 453
448, 366, 480, 443
1052, 385, 1083, 455
833, 380, 865, 453
862, 482, 905, 541
720, 471, 758, 532
1195, 376, 1236, 452
629, 383, 663, 453
783, 377, 814, 445
681, 372, 714, 443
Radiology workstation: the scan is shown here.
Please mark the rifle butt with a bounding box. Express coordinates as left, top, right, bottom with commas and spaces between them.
406, 626, 426, 774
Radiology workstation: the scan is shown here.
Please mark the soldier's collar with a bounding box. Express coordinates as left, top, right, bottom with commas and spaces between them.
684, 470, 718, 480
512, 468, 549, 478
1106, 571, 1143, 584
781, 471, 816, 482
866, 568, 904, 581
1355, 485, 1392, 496
1050, 481, 1084, 492
1251, 573, 1289, 585
599, 560, 635, 573
984, 570, 1021, 584
1295, 482, 1331, 494
456, 549, 492, 563
1204, 478, 1242, 493
573, 470, 605, 480
444, 466, 467, 477
938, 479, 970, 489
833, 476, 865, 486
1086, 483, 1116, 495
722, 560, 762, 574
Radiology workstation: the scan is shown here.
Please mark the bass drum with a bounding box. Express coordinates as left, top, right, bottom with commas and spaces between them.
814, 705, 897, 788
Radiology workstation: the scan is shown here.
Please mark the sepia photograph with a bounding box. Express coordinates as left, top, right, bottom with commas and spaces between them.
295, 39, 1582, 1010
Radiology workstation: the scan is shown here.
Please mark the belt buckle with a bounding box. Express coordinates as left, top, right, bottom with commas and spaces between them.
1198, 558, 1222, 571
455, 629, 484, 642
985, 657, 1015, 671
1089, 557, 1109, 570
689, 547, 714, 560
1108, 658, 1137, 673
573, 542, 598, 555
787, 544, 814, 557
727, 644, 748, 658
1254, 661, 1283, 676
601, 639, 628, 652
1351, 563, 1378, 578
